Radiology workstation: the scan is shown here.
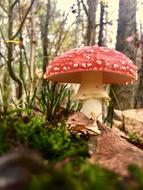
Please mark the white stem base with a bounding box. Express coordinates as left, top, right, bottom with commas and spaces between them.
74, 80, 110, 122
81, 98, 102, 122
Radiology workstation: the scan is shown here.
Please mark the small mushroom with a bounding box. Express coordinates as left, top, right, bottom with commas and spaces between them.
44, 46, 137, 122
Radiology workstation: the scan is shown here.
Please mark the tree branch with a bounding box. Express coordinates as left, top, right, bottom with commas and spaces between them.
0, 52, 7, 63
12, 0, 35, 39
0, 2, 8, 14
7, 1, 23, 99
80, 0, 89, 18
0, 28, 8, 48
40, 0, 51, 72
11, 0, 20, 8
0, 62, 7, 68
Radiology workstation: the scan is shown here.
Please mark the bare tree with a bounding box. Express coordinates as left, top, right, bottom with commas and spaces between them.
29, 8, 37, 98
0, 0, 35, 102
111, 0, 137, 110
134, 33, 143, 107
81, 0, 99, 45
98, 1, 107, 46
39, 0, 51, 74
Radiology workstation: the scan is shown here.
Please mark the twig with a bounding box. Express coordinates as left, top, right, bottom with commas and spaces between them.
0, 28, 8, 48
80, 0, 89, 18
0, 2, 8, 14
12, 0, 35, 39
0, 52, 7, 63
11, 0, 19, 8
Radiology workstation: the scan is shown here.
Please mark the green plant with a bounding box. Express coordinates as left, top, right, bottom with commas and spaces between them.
0, 120, 9, 155
128, 164, 143, 188
38, 82, 81, 121
128, 132, 139, 144
28, 162, 128, 190
24, 87, 37, 112
0, 115, 87, 161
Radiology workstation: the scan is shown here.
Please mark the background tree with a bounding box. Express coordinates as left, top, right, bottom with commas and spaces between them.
111, 0, 137, 110
80, 0, 99, 45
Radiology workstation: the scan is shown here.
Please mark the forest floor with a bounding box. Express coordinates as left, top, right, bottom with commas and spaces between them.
1, 109, 143, 190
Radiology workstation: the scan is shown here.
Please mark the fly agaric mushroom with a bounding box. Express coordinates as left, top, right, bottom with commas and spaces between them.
44, 46, 137, 121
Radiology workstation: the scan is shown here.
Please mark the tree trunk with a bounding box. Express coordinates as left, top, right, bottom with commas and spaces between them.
7, 0, 23, 100
111, 0, 137, 110
84, 0, 99, 45
40, 0, 51, 74
29, 9, 36, 98
98, 1, 106, 46
39, 0, 51, 89
134, 34, 143, 107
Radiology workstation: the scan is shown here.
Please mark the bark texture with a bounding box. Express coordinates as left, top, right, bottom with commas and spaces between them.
83, 0, 99, 45
111, 0, 137, 109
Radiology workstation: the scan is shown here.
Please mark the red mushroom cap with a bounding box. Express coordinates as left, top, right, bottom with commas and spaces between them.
45, 46, 137, 84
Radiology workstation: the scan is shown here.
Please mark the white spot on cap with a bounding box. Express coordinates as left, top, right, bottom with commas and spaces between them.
87, 63, 92, 67
96, 60, 102, 65
113, 64, 119, 68
122, 66, 126, 70
68, 62, 73, 65
73, 63, 78, 67
105, 63, 110, 66
86, 55, 90, 60
82, 63, 86, 67
121, 61, 125, 65
100, 47, 109, 52
53, 67, 60, 71
68, 54, 73, 58
89, 49, 94, 53
48, 65, 52, 69
63, 66, 67, 71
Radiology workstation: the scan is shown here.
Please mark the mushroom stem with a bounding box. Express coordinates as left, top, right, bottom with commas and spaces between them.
75, 81, 110, 122
81, 98, 103, 121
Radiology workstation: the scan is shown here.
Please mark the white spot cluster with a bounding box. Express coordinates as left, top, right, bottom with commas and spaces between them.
46, 46, 137, 83
87, 63, 92, 67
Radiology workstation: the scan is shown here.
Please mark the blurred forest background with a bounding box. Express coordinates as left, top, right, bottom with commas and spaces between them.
0, 0, 143, 112
1, 1, 143, 189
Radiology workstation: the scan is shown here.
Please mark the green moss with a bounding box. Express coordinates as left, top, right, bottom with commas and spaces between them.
128, 132, 139, 144
0, 115, 88, 161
